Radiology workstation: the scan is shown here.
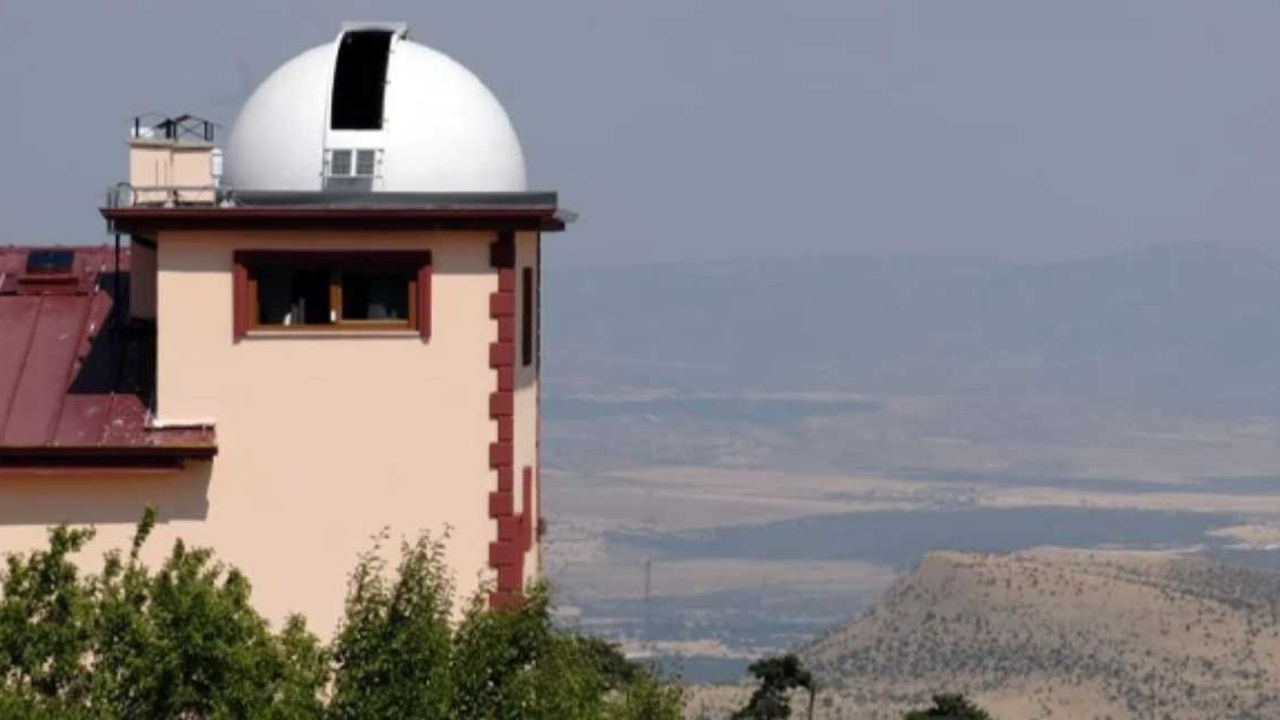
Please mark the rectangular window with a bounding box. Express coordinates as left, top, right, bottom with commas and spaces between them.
521, 266, 535, 367
233, 251, 431, 339
330, 30, 393, 130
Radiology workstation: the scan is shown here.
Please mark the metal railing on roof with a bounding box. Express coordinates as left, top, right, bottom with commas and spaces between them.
130, 113, 220, 144
105, 183, 227, 210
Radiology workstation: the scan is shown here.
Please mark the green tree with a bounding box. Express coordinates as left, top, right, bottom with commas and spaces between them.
573, 633, 642, 690
0, 511, 684, 720
328, 532, 455, 720
732, 653, 817, 720
0, 508, 327, 720
610, 670, 686, 720
269, 615, 330, 720
903, 693, 996, 720
0, 525, 98, 704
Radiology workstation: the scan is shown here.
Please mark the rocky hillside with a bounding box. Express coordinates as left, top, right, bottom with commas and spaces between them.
793, 549, 1280, 720
685, 550, 1280, 719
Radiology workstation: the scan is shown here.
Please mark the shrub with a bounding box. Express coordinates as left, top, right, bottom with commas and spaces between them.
903, 693, 996, 719
732, 653, 816, 720
0, 510, 683, 720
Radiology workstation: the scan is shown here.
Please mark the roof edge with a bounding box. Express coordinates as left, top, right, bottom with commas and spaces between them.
98, 203, 560, 234
0, 445, 218, 461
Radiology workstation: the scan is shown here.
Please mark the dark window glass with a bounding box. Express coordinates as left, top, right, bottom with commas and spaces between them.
330, 31, 392, 130
521, 266, 535, 367
342, 271, 410, 321
256, 267, 331, 326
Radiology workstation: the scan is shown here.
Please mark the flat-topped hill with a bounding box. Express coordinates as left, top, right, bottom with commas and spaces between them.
687, 549, 1280, 719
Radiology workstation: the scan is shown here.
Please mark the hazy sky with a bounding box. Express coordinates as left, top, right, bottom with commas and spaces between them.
1, 1, 1278, 265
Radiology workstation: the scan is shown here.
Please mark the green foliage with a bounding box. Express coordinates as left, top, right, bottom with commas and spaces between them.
0, 508, 325, 720
0, 525, 98, 702
328, 532, 454, 720
609, 670, 687, 720
0, 511, 684, 720
733, 653, 816, 720
903, 693, 996, 720
573, 631, 642, 690
268, 615, 329, 720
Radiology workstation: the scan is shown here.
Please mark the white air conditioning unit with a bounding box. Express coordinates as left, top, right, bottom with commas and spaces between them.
324, 148, 380, 191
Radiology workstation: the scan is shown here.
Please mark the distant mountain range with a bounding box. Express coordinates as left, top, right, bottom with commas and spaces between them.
545, 243, 1280, 413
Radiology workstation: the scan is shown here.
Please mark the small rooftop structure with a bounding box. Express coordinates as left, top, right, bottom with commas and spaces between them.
126, 113, 222, 208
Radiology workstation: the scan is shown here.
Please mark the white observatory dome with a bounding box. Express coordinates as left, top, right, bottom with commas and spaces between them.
224, 24, 527, 193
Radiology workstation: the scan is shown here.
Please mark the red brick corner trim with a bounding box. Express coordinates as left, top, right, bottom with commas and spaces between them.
487, 233, 534, 609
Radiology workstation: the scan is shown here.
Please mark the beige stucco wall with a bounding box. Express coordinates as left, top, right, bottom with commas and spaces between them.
128, 141, 214, 205
129, 143, 171, 187
170, 147, 214, 186
0, 228, 542, 636
0, 464, 212, 543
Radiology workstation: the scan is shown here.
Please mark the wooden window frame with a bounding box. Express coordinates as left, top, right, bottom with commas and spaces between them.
233, 251, 431, 340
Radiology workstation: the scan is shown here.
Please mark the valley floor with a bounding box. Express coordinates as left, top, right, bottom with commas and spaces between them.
542, 392, 1280, 689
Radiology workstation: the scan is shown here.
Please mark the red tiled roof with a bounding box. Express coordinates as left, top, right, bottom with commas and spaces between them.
0, 246, 215, 466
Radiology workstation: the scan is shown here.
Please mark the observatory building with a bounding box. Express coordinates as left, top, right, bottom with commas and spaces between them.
0, 23, 567, 627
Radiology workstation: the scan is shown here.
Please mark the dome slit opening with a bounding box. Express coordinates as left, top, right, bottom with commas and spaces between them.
330, 30, 393, 131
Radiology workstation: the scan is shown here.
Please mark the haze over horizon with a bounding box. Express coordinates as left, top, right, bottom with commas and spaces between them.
2, 1, 1279, 265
